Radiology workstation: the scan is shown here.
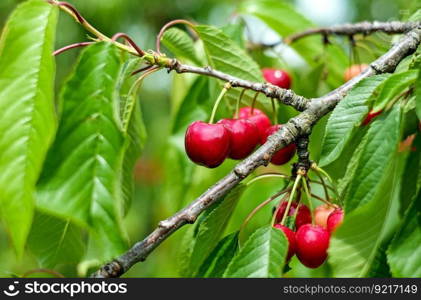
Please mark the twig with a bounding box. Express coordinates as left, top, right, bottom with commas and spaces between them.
91, 27, 421, 278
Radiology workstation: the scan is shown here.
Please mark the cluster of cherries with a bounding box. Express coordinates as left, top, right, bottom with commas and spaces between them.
185, 68, 294, 168
273, 202, 344, 268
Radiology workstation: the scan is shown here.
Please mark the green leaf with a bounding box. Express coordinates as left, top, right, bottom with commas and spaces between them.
0, 0, 58, 255
328, 156, 401, 277
387, 196, 421, 277
224, 226, 287, 278
372, 70, 418, 112
180, 184, 245, 277
197, 232, 239, 278
161, 27, 201, 65
27, 211, 85, 271
220, 22, 245, 48
239, 0, 348, 88
416, 69, 421, 120
344, 106, 401, 212
367, 239, 392, 277
320, 75, 390, 167
36, 43, 128, 260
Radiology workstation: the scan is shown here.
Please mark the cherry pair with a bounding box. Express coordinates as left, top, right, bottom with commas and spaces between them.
274, 202, 344, 268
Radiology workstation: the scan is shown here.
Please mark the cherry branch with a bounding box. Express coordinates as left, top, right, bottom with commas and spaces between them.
285, 21, 420, 44
91, 27, 421, 278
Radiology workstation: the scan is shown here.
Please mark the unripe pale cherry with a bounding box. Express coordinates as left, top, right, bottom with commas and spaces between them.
217, 118, 260, 160
262, 68, 292, 89
262, 125, 296, 165
238, 107, 272, 140
275, 201, 312, 229
273, 224, 296, 261
295, 224, 330, 268
185, 121, 230, 168
314, 204, 337, 229
343, 64, 368, 82
327, 209, 344, 233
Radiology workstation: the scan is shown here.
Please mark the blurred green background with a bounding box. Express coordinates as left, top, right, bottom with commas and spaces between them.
0, 0, 418, 277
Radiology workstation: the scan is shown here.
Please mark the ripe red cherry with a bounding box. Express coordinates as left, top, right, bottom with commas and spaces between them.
262, 125, 296, 165
327, 209, 344, 233
238, 107, 272, 140
314, 204, 337, 229
217, 118, 260, 160
262, 68, 292, 89
185, 121, 230, 168
296, 224, 330, 268
362, 109, 382, 126
275, 201, 312, 229
273, 224, 296, 261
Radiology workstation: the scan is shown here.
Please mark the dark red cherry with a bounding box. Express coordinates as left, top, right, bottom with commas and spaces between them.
185, 121, 230, 168
238, 107, 272, 140
262, 125, 296, 165
295, 224, 330, 268
262, 68, 292, 89
274, 224, 296, 261
327, 209, 344, 233
218, 118, 260, 160
275, 201, 312, 229
362, 109, 382, 126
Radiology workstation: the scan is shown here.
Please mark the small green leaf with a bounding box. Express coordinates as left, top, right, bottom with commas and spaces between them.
0, 0, 58, 255
27, 211, 85, 271
320, 75, 390, 167
36, 43, 128, 260
372, 70, 417, 112
182, 184, 245, 276
197, 232, 239, 278
224, 226, 287, 278
387, 196, 421, 277
344, 106, 401, 212
161, 27, 201, 65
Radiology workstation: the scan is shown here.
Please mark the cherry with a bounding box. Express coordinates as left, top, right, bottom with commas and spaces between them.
327, 209, 344, 233
295, 224, 330, 268
185, 121, 230, 168
362, 109, 382, 126
275, 201, 312, 229
262, 125, 296, 165
343, 64, 368, 81
273, 224, 296, 261
217, 118, 260, 160
262, 68, 292, 89
314, 204, 337, 229
238, 107, 272, 140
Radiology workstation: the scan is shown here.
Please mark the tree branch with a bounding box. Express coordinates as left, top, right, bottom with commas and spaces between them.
285, 21, 420, 44
91, 27, 421, 278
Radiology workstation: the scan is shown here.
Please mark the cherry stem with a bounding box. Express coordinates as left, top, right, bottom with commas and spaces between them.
308, 179, 336, 193
209, 82, 231, 124
22, 268, 65, 278
131, 65, 154, 76
312, 164, 341, 205
271, 98, 278, 124
313, 170, 330, 202
311, 193, 337, 206
156, 19, 197, 54
246, 173, 290, 186
239, 188, 291, 239
53, 42, 93, 56
301, 177, 314, 224
111, 33, 145, 56
250, 92, 259, 115
235, 89, 246, 119
280, 174, 302, 226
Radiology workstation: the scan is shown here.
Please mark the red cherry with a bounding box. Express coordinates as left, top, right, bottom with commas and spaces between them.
327, 209, 344, 233
314, 204, 337, 229
238, 107, 272, 140
362, 109, 382, 126
273, 224, 296, 261
275, 201, 312, 229
262, 68, 292, 89
218, 118, 260, 160
185, 121, 230, 168
262, 125, 296, 165
295, 224, 330, 268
